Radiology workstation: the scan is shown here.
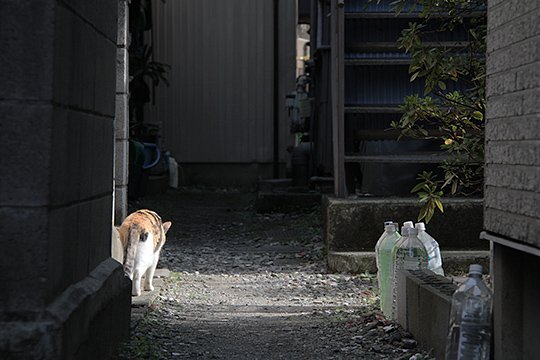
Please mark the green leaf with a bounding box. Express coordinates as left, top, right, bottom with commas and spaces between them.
451, 180, 458, 194
411, 182, 425, 193
418, 205, 428, 221
425, 206, 435, 223
434, 198, 444, 213
410, 72, 420, 82
438, 81, 447, 90
472, 111, 484, 120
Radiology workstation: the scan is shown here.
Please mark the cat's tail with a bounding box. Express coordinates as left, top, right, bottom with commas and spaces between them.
123, 226, 145, 280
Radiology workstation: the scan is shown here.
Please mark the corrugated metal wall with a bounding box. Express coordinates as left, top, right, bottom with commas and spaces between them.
148, 0, 295, 166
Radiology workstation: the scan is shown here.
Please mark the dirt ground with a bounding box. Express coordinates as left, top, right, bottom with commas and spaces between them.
116, 188, 430, 360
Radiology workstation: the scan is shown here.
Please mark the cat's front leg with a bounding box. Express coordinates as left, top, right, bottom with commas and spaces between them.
132, 269, 142, 296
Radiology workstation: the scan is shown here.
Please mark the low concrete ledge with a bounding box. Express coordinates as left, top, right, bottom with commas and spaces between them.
324, 196, 485, 252
327, 250, 490, 274
441, 251, 490, 274
328, 251, 377, 274
396, 270, 457, 360
0, 258, 131, 360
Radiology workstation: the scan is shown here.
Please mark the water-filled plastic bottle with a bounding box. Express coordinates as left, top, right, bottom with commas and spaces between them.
375, 221, 401, 318
415, 222, 444, 276
445, 264, 492, 360
391, 225, 428, 319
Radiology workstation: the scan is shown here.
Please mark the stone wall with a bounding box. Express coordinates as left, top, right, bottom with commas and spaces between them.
485, 0, 540, 358
0, 0, 130, 358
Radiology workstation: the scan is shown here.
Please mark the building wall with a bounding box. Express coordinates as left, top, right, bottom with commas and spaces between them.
485, 0, 540, 245
0, 0, 130, 358
485, 0, 540, 358
147, 0, 296, 184
115, 0, 129, 224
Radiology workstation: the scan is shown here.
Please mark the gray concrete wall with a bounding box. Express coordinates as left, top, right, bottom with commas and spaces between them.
114, 0, 129, 224
396, 270, 457, 360
485, 0, 540, 246
147, 0, 296, 184
485, 1, 540, 358
0, 0, 130, 358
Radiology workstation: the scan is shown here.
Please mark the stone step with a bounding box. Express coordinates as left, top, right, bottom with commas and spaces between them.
327, 250, 490, 274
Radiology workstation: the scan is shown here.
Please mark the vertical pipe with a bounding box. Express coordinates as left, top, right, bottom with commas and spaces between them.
273, 0, 280, 178
331, 0, 346, 196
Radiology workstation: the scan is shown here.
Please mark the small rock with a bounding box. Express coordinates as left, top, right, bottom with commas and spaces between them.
383, 324, 397, 333
401, 338, 418, 349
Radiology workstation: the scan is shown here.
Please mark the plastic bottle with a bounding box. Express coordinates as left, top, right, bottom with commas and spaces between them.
375, 221, 401, 318
445, 264, 492, 360
415, 222, 445, 276
167, 154, 179, 189
391, 225, 428, 319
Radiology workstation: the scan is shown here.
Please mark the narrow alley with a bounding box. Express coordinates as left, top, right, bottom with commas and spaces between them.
117, 189, 427, 359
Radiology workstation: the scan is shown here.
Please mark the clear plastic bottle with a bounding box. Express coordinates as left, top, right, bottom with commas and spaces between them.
445, 264, 492, 360
391, 226, 428, 319
375, 221, 401, 318
415, 222, 445, 276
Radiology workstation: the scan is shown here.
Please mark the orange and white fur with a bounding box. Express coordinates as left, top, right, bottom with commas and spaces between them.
119, 209, 172, 296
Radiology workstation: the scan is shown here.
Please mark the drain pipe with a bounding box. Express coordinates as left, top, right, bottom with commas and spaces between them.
273, 0, 280, 178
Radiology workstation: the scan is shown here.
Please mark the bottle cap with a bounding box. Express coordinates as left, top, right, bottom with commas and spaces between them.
403, 221, 414, 228
415, 222, 426, 231
408, 227, 418, 236
401, 226, 410, 236
469, 264, 483, 275
385, 224, 396, 232
384, 221, 394, 226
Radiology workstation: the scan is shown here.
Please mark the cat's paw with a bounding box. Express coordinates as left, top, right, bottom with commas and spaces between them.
144, 284, 154, 291
132, 289, 142, 297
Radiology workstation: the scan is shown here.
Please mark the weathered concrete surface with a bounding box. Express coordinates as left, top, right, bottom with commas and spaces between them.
0, 0, 130, 358
396, 270, 457, 360
324, 197, 485, 252
486, 1, 540, 358
114, 0, 129, 225
327, 250, 490, 274
328, 251, 378, 273
0, 259, 131, 360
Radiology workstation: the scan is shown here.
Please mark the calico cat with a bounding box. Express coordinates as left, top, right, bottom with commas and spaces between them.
119, 209, 172, 296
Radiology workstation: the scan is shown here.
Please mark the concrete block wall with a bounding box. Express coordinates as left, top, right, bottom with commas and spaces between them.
396, 270, 457, 360
485, 0, 540, 246
114, 0, 129, 225
0, 0, 130, 358
486, 0, 540, 358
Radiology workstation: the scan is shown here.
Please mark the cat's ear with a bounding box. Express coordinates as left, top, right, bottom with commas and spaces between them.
163, 221, 172, 234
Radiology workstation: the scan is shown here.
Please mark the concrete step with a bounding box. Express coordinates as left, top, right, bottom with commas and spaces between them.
327, 250, 490, 274
323, 196, 485, 251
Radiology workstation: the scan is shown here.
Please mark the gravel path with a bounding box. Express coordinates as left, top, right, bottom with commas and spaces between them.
117, 189, 428, 360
